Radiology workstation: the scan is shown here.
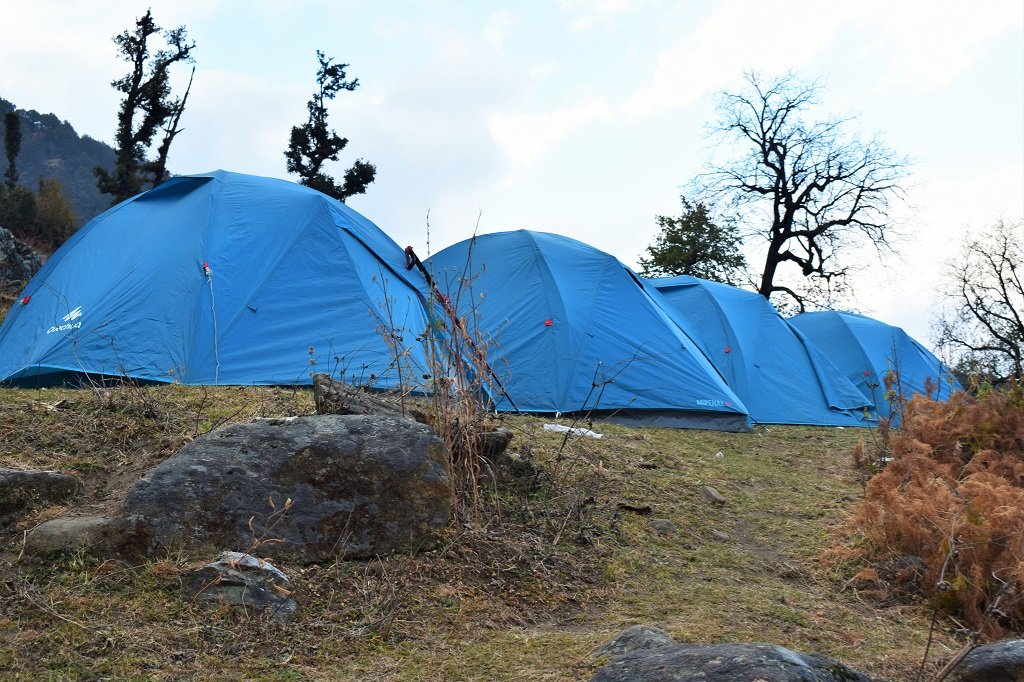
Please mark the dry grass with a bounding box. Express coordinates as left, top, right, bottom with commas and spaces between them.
0, 385, 967, 680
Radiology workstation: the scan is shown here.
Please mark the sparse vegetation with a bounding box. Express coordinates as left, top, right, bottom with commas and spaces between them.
0, 383, 971, 681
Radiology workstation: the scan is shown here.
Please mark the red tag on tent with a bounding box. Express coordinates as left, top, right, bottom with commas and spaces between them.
724, 345, 731, 354
544, 319, 553, 327
20, 295, 30, 305
863, 370, 870, 376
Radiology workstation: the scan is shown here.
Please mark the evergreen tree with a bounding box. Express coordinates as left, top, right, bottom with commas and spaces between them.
285, 51, 376, 202
3, 111, 21, 192
639, 197, 746, 284
34, 178, 78, 250
95, 10, 195, 204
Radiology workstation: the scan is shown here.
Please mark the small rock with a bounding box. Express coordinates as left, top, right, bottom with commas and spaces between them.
590, 642, 871, 682
480, 428, 513, 460
592, 625, 677, 660
184, 551, 297, 622
618, 503, 653, 516
0, 468, 82, 515
648, 519, 677, 536
949, 639, 1024, 682
699, 486, 726, 505
24, 515, 140, 556
710, 529, 730, 542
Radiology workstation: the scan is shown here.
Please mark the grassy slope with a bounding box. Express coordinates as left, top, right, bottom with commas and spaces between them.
0, 385, 956, 681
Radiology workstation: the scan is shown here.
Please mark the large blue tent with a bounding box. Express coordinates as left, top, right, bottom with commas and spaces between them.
647, 276, 874, 426
424, 230, 750, 431
789, 311, 958, 421
0, 171, 430, 387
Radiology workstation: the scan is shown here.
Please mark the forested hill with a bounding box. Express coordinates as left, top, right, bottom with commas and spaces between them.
0, 97, 115, 227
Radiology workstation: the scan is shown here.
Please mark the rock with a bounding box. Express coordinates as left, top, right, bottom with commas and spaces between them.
0, 468, 82, 515
590, 642, 872, 682
648, 519, 677, 536
710, 529, 730, 542
24, 515, 141, 556
480, 428, 513, 460
184, 551, 297, 622
121, 415, 451, 563
949, 639, 1024, 682
0, 226, 42, 286
592, 625, 677, 660
699, 485, 727, 505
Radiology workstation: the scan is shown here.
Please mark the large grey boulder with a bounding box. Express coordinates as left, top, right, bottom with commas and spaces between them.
949, 639, 1024, 682
0, 226, 41, 286
590, 641, 872, 682
120, 415, 451, 563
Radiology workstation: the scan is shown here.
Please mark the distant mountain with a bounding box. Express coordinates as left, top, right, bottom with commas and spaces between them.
1, 97, 115, 227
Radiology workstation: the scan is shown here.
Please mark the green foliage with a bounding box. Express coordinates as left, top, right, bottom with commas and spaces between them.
639, 196, 747, 284
94, 9, 195, 205
0, 175, 77, 253
33, 178, 78, 249
285, 51, 376, 202
0, 185, 36, 234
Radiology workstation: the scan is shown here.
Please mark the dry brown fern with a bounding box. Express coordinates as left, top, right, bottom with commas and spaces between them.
826, 383, 1024, 637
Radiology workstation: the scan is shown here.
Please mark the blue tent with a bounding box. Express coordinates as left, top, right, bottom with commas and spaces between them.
424, 230, 750, 431
788, 311, 959, 420
0, 171, 430, 387
647, 276, 874, 426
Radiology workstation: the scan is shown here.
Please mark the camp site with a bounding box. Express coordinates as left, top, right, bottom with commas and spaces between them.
0, 4, 1021, 681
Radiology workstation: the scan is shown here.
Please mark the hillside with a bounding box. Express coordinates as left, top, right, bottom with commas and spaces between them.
0, 384, 963, 681
0, 97, 115, 227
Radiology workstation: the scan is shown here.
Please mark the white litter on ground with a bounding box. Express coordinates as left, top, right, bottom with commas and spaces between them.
543, 423, 604, 439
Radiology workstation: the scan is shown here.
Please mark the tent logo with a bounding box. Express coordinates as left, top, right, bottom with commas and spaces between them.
47, 306, 84, 335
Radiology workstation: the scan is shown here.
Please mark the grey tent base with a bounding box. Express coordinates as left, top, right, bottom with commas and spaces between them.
537, 409, 751, 433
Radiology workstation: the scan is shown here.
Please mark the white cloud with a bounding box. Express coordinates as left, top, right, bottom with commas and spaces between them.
858, 0, 1023, 91
622, 0, 855, 118
622, 0, 1022, 119
489, 97, 612, 165
852, 160, 1024, 344
558, 0, 651, 32
483, 10, 518, 51
170, 69, 306, 177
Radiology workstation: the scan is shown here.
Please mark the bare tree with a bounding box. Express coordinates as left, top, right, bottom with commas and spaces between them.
700, 72, 909, 311
935, 219, 1023, 381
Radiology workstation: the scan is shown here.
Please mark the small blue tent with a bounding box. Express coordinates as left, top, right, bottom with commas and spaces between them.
788, 311, 958, 420
424, 230, 750, 431
0, 171, 430, 387
647, 276, 874, 426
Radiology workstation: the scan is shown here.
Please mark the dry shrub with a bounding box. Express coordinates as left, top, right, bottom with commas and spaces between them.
829, 383, 1024, 637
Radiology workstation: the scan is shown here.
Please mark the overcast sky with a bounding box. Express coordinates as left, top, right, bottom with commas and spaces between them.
2, 1, 1022, 348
